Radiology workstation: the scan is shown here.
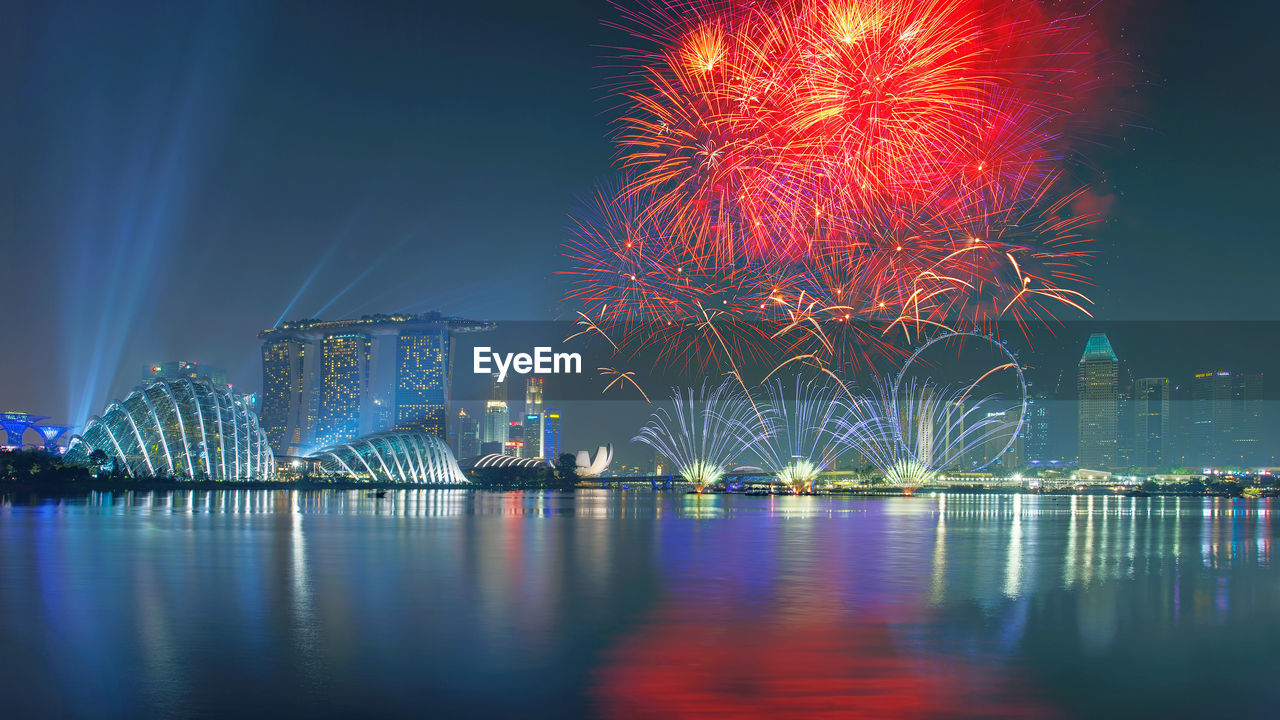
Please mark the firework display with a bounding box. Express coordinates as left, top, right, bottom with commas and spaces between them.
566, 0, 1109, 373
633, 379, 765, 490
833, 377, 1016, 489
750, 376, 844, 490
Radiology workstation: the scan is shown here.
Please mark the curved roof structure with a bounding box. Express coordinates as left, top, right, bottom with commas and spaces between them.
66, 378, 274, 480
306, 429, 468, 484
468, 454, 550, 470
574, 445, 613, 477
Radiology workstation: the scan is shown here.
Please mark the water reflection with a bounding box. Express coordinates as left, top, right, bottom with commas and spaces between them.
0, 491, 1278, 718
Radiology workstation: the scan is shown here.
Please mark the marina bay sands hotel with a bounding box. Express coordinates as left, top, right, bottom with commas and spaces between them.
259, 312, 493, 456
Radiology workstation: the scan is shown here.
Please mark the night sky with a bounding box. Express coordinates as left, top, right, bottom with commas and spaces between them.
0, 1, 1276, 449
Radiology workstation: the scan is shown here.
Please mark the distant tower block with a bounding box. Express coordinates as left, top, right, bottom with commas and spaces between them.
0, 413, 49, 448
34, 425, 72, 452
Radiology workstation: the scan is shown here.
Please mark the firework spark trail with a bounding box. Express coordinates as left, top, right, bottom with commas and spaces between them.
751, 376, 844, 490
599, 367, 652, 403
833, 376, 1015, 488
633, 379, 765, 490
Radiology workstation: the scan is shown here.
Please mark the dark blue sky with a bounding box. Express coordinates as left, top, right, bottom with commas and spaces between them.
0, 0, 1276, 428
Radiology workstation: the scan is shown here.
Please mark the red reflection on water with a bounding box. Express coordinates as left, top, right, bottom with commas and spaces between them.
592, 607, 1054, 719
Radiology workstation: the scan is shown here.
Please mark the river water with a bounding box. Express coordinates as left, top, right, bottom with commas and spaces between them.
1, 489, 1277, 718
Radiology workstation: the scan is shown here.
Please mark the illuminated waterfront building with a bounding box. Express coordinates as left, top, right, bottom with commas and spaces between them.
1022, 393, 1050, 464
260, 337, 309, 454
258, 312, 492, 455
1191, 370, 1265, 466
1077, 333, 1118, 469
524, 413, 543, 458
395, 327, 449, 438
542, 408, 562, 460
304, 428, 468, 484
65, 377, 274, 480
314, 333, 372, 448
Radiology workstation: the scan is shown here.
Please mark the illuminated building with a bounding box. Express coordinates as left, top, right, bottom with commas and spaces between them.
524, 377, 545, 457
483, 399, 509, 448
965, 408, 1020, 471
524, 413, 543, 458
1133, 377, 1169, 467
258, 312, 493, 455
0, 412, 47, 448
395, 327, 448, 438
525, 377, 543, 415
260, 337, 308, 455
314, 333, 372, 448
1022, 393, 1050, 464
507, 421, 524, 457
542, 408, 562, 460
1191, 370, 1265, 466
65, 377, 275, 480
464, 454, 550, 470
454, 408, 480, 460
1077, 333, 1118, 469
305, 428, 468, 484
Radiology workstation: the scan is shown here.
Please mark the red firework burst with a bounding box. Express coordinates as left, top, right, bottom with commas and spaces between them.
567, 0, 1115, 375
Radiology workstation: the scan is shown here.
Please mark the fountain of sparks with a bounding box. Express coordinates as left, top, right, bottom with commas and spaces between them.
834, 378, 1017, 493
750, 376, 844, 492
633, 379, 764, 492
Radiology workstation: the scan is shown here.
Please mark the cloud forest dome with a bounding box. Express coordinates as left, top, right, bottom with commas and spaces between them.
305, 429, 469, 484
66, 377, 275, 480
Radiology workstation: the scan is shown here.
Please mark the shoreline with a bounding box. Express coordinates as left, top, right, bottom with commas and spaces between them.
0, 480, 1261, 499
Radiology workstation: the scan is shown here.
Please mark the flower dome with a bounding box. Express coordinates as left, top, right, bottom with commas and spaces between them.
66, 377, 275, 480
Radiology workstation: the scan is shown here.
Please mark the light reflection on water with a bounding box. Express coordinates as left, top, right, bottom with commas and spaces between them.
1, 490, 1277, 718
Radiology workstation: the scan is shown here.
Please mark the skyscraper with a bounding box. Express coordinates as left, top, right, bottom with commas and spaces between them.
1077, 333, 1118, 469
1191, 370, 1265, 467
525, 377, 543, 416
455, 408, 480, 460
524, 413, 543, 458
314, 333, 372, 448
1236, 373, 1264, 465
395, 327, 449, 438
261, 338, 308, 453
483, 373, 510, 452
506, 421, 525, 458
1023, 392, 1050, 465
542, 408, 562, 461
1133, 377, 1170, 468
258, 312, 492, 455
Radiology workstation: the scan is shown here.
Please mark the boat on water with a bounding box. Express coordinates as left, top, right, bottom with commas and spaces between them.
368, 489, 388, 499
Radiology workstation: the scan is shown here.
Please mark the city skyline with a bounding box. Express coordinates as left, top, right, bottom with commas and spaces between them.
3, 4, 1279, 718
0, 0, 1278, 428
